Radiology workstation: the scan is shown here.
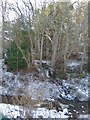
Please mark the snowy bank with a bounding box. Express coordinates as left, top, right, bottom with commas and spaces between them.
0, 103, 69, 118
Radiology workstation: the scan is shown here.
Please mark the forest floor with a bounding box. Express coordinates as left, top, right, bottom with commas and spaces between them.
0, 58, 89, 119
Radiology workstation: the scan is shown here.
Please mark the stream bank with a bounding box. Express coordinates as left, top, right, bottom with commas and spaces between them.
0, 59, 89, 119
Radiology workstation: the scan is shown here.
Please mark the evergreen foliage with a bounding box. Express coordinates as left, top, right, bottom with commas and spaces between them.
5, 40, 32, 71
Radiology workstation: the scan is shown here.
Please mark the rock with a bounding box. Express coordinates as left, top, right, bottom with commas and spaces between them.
38, 115, 43, 119
66, 61, 83, 74
48, 101, 63, 112
71, 111, 79, 119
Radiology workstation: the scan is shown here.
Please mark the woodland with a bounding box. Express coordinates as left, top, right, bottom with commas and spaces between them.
0, 0, 89, 119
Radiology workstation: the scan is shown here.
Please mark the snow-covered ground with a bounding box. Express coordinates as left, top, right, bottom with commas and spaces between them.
0, 103, 69, 118
0, 59, 89, 118
0, 103, 89, 119
1, 71, 88, 101
0, 103, 25, 118
32, 107, 68, 118
0, 59, 89, 100
0, 59, 89, 101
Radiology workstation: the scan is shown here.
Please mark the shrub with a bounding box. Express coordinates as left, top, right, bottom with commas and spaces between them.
5, 41, 31, 71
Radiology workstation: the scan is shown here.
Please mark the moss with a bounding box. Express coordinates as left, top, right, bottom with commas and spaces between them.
52, 70, 67, 79
79, 73, 86, 78
58, 72, 67, 79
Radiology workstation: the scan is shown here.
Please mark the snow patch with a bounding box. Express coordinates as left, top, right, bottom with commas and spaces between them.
28, 81, 60, 100
0, 103, 25, 118
32, 108, 68, 118
0, 104, 69, 118
67, 62, 80, 67
78, 114, 90, 118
